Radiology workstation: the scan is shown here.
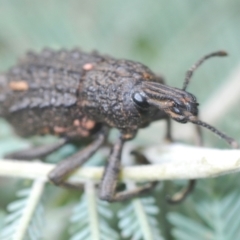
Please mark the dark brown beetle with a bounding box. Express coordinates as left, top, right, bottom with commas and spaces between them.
0, 49, 237, 202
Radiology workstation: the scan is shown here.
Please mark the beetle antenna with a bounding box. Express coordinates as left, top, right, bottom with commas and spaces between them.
182, 51, 228, 91
189, 117, 238, 148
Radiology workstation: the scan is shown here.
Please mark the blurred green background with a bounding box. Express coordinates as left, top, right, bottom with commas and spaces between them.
0, 0, 240, 239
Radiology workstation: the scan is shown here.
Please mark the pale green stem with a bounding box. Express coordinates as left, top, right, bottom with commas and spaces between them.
85, 182, 100, 240
133, 198, 154, 240
13, 179, 46, 240
0, 144, 240, 183
126, 182, 154, 240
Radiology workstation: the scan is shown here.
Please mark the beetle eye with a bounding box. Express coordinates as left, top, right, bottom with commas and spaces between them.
132, 92, 149, 109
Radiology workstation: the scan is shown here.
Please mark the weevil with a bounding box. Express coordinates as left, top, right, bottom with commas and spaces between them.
0, 49, 238, 202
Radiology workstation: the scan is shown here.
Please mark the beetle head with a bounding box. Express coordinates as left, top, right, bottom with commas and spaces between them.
131, 50, 238, 148
132, 82, 199, 124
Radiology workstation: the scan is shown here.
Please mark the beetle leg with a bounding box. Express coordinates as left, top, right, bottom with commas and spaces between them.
195, 124, 203, 146
130, 150, 151, 165
48, 126, 108, 189
165, 115, 195, 204
99, 136, 157, 202
4, 138, 67, 160
165, 117, 172, 142
166, 120, 203, 204
166, 180, 196, 204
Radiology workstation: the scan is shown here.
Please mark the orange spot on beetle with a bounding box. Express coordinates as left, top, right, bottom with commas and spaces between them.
9, 81, 29, 91
83, 63, 93, 71
82, 117, 95, 130
73, 119, 80, 127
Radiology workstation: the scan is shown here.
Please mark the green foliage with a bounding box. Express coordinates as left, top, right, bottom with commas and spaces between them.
0, 184, 45, 240
69, 184, 119, 240
169, 190, 240, 240
118, 196, 163, 240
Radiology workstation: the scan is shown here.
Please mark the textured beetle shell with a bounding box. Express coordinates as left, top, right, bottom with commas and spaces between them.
0, 49, 165, 139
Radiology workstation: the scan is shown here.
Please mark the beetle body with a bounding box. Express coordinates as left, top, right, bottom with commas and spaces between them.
0, 49, 195, 140
0, 49, 236, 202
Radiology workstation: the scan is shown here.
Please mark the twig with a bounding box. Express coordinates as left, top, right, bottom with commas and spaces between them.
0, 143, 240, 183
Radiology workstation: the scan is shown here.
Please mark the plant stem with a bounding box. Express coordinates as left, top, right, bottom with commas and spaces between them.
85, 182, 100, 240
0, 143, 240, 183
13, 179, 46, 240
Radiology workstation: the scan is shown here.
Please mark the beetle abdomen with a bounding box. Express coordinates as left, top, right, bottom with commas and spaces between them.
0, 49, 107, 137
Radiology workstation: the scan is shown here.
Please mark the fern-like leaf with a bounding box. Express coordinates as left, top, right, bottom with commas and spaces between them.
69, 182, 119, 240
118, 195, 164, 240
0, 179, 45, 240
168, 191, 240, 240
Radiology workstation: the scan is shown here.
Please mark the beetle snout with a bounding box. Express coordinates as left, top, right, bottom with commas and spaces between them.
181, 101, 199, 116
179, 92, 199, 114
171, 102, 197, 116
167, 93, 199, 123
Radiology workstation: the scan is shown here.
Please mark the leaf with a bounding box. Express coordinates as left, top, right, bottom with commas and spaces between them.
69, 182, 119, 240
0, 180, 45, 240
118, 196, 164, 240
169, 191, 240, 240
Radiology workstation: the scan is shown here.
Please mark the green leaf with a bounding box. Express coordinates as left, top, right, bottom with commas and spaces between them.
118, 196, 164, 240
169, 191, 240, 240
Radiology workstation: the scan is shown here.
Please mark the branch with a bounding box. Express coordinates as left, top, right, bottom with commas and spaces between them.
0, 143, 240, 183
